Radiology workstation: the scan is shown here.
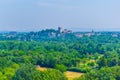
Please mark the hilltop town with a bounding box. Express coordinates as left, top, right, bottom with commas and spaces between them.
0, 27, 119, 41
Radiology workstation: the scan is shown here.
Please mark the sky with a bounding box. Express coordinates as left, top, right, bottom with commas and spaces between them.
0, 0, 120, 32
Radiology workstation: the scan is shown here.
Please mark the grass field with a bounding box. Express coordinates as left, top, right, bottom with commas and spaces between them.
37, 66, 83, 80
65, 71, 83, 80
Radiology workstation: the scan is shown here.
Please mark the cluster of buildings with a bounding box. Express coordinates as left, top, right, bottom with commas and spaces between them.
49, 27, 72, 38
75, 30, 95, 38
1, 31, 18, 38
58, 27, 72, 34
75, 30, 119, 38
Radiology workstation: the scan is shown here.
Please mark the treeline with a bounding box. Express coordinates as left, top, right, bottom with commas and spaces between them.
0, 29, 75, 41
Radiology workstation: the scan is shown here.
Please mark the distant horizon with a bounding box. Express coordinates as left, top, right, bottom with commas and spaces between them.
1, 27, 120, 32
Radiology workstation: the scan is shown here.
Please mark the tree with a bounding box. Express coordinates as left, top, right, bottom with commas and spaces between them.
97, 57, 107, 68
55, 64, 67, 73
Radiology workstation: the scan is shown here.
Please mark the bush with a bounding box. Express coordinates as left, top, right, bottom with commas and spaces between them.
55, 64, 67, 73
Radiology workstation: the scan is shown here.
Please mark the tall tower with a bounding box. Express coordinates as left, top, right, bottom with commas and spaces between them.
92, 29, 94, 33
58, 27, 62, 33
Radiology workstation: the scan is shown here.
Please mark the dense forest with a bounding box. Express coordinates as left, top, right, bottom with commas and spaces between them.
1, 28, 120, 80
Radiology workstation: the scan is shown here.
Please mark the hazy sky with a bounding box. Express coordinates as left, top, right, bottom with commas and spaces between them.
0, 0, 120, 31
